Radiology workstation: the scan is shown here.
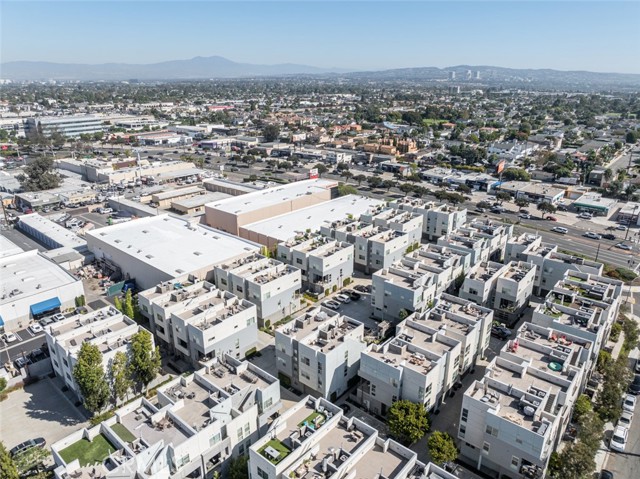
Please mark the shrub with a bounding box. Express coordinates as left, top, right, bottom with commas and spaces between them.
245, 347, 258, 359
609, 322, 622, 342
90, 410, 115, 426
343, 277, 352, 287
332, 285, 338, 293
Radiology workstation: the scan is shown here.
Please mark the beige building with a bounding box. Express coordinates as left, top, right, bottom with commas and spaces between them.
204, 179, 337, 235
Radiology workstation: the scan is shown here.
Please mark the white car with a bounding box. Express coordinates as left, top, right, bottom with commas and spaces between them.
28, 323, 44, 334
2, 333, 18, 343
551, 226, 568, 234
322, 300, 341, 310
617, 410, 633, 429
610, 425, 628, 452
616, 224, 627, 231
577, 213, 593, 220
519, 213, 531, 219
583, 232, 602, 240
615, 243, 633, 251
335, 294, 351, 303
623, 394, 636, 412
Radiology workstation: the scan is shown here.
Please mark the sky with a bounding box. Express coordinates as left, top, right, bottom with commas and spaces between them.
2, 1, 639, 74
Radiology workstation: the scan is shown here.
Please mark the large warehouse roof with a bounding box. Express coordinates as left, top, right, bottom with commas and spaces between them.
85, 215, 260, 277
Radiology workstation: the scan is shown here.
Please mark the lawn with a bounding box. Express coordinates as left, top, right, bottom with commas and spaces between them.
258, 439, 291, 464
298, 411, 326, 428
111, 423, 136, 443
59, 434, 117, 466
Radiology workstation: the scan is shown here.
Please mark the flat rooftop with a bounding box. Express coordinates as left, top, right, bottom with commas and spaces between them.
86, 214, 260, 277
119, 403, 189, 447
151, 186, 204, 201
0, 235, 23, 258
172, 192, 231, 209
0, 250, 81, 306
207, 179, 336, 215
368, 338, 440, 376
19, 213, 87, 250
218, 254, 297, 285
242, 195, 384, 242
278, 308, 362, 352
200, 359, 273, 395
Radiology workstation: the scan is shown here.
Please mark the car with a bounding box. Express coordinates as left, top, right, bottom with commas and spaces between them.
346, 290, 362, 301
551, 226, 568, 234
14, 355, 31, 369
491, 207, 505, 214
476, 207, 487, 213
616, 224, 627, 231
519, 213, 531, 219
353, 284, 370, 293
618, 410, 633, 428
583, 232, 602, 240
97, 207, 113, 214
600, 470, 614, 479
577, 212, 593, 219
519, 209, 530, 214
39, 316, 54, 327
635, 358, 640, 374
51, 313, 65, 322
546, 216, 558, 221
615, 243, 632, 250
335, 294, 351, 303
28, 323, 43, 334
602, 234, 616, 240
628, 374, 640, 395
10, 438, 46, 457
132, 196, 141, 202
2, 333, 18, 343
622, 394, 636, 412
322, 300, 341, 310
491, 326, 511, 340
610, 425, 628, 452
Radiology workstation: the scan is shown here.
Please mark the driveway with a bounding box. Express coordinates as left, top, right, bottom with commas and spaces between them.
0, 377, 88, 450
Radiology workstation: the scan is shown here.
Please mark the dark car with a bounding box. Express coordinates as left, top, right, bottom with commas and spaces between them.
346, 290, 362, 301
491, 326, 511, 340
10, 438, 46, 457
602, 234, 616, 240
600, 470, 614, 479
629, 374, 640, 395
353, 285, 369, 293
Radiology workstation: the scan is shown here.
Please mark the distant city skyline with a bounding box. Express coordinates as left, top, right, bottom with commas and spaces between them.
2, 1, 639, 74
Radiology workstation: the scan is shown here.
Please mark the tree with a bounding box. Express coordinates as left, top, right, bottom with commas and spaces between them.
514, 198, 530, 209
456, 184, 472, 194
604, 168, 613, 183
114, 296, 123, 314
313, 163, 328, 177
387, 400, 429, 445
476, 201, 492, 210
353, 174, 367, 186
399, 183, 415, 196
17, 157, 62, 191
340, 170, 353, 182
73, 342, 110, 413
572, 394, 592, 423
228, 454, 249, 479
262, 124, 280, 142
337, 183, 358, 196
537, 201, 557, 219
109, 351, 133, 406
367, 175, 383, 189
129, 329, 161, 393
0, 442, 19, 479
0, 377, 6, 394
381, 179, 396, 191
495, 191, 512, 204
123, 289, 135, 319
555, 441, 596, 479
13, 447, 50, 476
626, 130, 638, 144
502, 168, 531, 181
427, 431, 458, 466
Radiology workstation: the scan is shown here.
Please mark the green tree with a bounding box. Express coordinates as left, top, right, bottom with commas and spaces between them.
502, 168, 531, 181
399, 183, 415, 196
596, 350, 612, 374
476, 201, 492, 210
514, 198, 530, 209
572, 394, 592, 424
337, 183, 358, 196
427, 431, 458, 466
367, 175, 383, 189
312, 163, 328, 177
262, 124, 280, 142
129, 329, 161, 393
13, 446, 50, 476
353, 174, 367, 186
537, 201, 557, 219
604, 168, 613, 183
340, 170, 353, 182
382, 179, 396, 191
17, 157, 62, 191
114, 296, 123, 314
109, 351, 133, 406
73, 342, 110, 413
626, 130, 638, 144
556, 441, 596, 479
495, 191, 512, 204
456, 184, 472, 194
0, 377, 6, 394
228, 454, 249, 479
0, 442, 19, 479
123, 289, 135, 319
387, 400, 429, 445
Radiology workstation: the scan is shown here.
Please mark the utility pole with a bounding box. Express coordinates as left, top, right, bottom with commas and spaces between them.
595, 242, 601, 262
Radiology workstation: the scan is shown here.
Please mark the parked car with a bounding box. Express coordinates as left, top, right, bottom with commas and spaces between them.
2, 333, 18, 343
97, 207, 113, 214
346, 290, 362, 301
618, 410, 633, 428
628, 374, 640, 395
622, 394, 636, 412
635, 358, 640, 374
14, 356, 31, 369
599, 470, 614, 479
583, 232, 602, 240
519, 213, 531, 219
322, 300, 341, 310
335, 294, 351, 303
610, 425, 628, 452
546, 216, 558, 221
51, 313, 65, 322
602, 234, 616, 240
615, 243, 632, 251
39, 316, 55, 327
616, 224, 627, 231
491, 326, 511, 340
353, 284, 371, 293
577, 212, 593, 220
10, 438, 46, 457
551, 226, 568, 234
28, 323, 44, 334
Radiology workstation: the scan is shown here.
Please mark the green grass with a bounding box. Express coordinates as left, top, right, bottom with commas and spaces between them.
111, 423, 136, 443
59, 434, 117, 466
422, 119, 447, 126
258, 439, 291, 464
298, 411, 326, 428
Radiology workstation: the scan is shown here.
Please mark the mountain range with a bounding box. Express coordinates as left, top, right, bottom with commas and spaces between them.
2, 56, 640, 90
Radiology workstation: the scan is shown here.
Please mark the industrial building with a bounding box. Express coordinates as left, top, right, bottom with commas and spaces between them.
25, 115, 105, 138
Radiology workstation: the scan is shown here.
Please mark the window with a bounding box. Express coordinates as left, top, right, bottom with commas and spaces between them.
371, 384, 377, 397
244, 423, 250, 436
238, 444, 244, 456
301, 357, 310, 366
511, 456, 519, 468
486, 425, 498, 437
235, 339, 240, 349
63, 359, 68, 367
461, 408, 468, 422
220, 278, 227, 286
263, 397, 273, 410
209, 433, 221, 446
296, 258, 303, 265
237, 427, 244, 441
482, 442, 490, 454
177, 454, 190, 468
257, 468, 269, 479
418, 387, 425, 401
156, 325, 165, 334
459, 425, 466, 437
236, 285, 243, 293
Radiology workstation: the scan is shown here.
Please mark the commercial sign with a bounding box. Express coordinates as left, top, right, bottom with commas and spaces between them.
309, 168, 319, 179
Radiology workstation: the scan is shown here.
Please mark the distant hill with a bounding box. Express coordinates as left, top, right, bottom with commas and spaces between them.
2, 56, 640, 90
0, 56, 344, 81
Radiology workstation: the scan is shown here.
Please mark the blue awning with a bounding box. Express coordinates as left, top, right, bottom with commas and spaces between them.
30, 297, 61, 315
0, 315, 4, 327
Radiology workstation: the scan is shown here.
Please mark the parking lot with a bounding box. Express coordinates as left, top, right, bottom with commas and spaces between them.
0, 377, 88, 451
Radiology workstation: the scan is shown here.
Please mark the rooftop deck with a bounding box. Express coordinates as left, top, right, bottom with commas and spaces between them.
279, 308, 361, 352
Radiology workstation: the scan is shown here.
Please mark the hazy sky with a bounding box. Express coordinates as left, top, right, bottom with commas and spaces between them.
2, 1, 639, 73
